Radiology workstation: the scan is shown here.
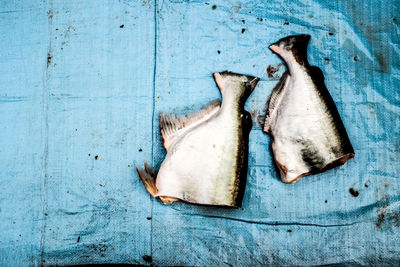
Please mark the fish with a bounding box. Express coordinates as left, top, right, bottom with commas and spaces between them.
264, 34, 354, 183
137, 72, 259, 207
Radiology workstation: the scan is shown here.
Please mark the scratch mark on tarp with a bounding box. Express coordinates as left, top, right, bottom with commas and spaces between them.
39, 0, 53, 264
176, 212, 361, 228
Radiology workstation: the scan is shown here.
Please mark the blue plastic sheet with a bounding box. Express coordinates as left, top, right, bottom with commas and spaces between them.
0, 0, 399, 265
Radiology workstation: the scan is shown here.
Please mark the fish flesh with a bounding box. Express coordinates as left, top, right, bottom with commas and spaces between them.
137, 72, 259, 207
264, 34, 354, 183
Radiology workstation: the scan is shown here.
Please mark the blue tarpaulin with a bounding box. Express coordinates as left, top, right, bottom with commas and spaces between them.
0, 0, 399, 265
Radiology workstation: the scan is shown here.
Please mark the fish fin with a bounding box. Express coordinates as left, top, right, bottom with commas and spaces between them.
160, 100, 221, 151
264, 72, 290, 133
159, 196, 179, 204
136, 162, 157, 197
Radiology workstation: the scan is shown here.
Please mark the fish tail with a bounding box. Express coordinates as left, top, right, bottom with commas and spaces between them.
136, 162, 158, 197
269, 34, 310, 65
213, 71, 259, 100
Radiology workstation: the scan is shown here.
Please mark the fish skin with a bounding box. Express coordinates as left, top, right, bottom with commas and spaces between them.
137, 72, 259, 207
264, 34, 354, 183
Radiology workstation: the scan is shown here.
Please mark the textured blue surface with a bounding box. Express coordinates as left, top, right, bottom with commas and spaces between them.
0, 0, 399, 265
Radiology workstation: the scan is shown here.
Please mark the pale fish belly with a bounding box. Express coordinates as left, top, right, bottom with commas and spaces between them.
269, 69, 354, 183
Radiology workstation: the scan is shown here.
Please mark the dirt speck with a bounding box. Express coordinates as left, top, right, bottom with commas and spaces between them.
287, 229, 292, 232
47, 10, 53, 19
353, 56, 359, 62
120, 24, 124, 28
94, 155, 101, 160
257, 18, 263, 22
47, 53, 52, 67
241, 19, 245, 24
77, 236, 80, 243
364, 180, 370, 188
376, 210, 386, 228
283, 21, 289, 25
325, 200, 328, 203
328, 32, 334, 36
241, 28, 246, 34
143, 255, 152, 263
349, 188, 359, 197
138, 148, 143, 152
217, 50, 221, 54
146, 216, 152, 220
212, 5, 217, 10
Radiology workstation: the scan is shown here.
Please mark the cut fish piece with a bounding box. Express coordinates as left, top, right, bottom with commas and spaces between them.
137, 72, 259, 207
264, 34, 354, 183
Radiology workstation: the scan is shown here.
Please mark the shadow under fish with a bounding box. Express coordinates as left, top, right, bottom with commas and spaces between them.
137, 72, 259, 207
264, 34, 354, 183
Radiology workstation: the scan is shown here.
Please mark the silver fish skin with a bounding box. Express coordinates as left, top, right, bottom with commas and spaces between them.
264, 34, 354, 183
137, 72, 259, 207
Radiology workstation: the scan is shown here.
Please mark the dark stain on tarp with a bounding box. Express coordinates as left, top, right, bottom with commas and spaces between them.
349, 188, 359, 197
345, 3, 390, 73
47, 53, 52, 68
142, 255, 152, 263
376, 194, 389, 229
375, 52, 389, 73
376, 210, 386, 228
47, 9, 53, 19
